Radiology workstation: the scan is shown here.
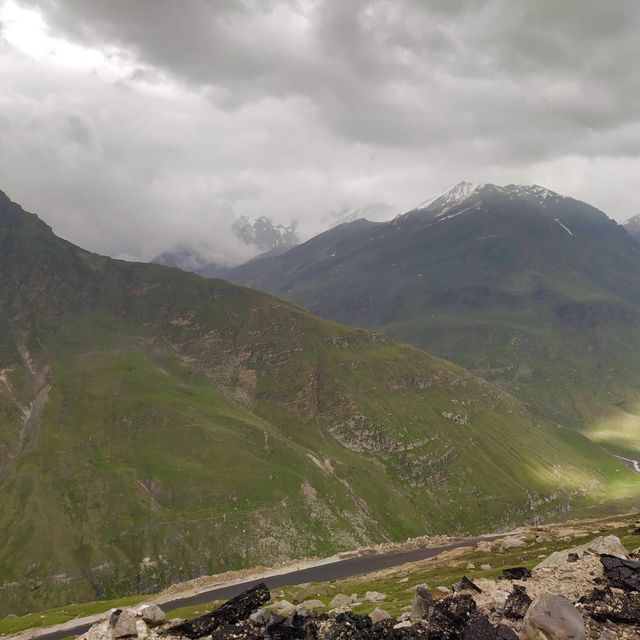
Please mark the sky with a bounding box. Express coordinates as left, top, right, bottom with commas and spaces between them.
1, 0, 640, 265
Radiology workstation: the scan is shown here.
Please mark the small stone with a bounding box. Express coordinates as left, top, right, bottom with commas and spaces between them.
453, 576, 482, 593
480, 564, 492, 571
467, 563, 476, 570
369, 608, 391, 623
364, 591, 386, 603
501, 567, 532, 580
393, 620, 412, 629
476, 540, 493, 553
522, 594, 585, 640
328, 594, 353, 609
436, 586, 451, 596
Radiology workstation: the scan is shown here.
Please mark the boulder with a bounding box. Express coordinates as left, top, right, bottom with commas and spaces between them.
499, 537, 526, 552
165, 582, 270, 638
600, 554, 640, 591
521, 594, 585, 640
369, 608, 391, 623
581, 586, 640, 625
436, 586, 451, 597
535, 536, 628, 572
427, 594, 477, 637
503, 584, 531, 619
410, 584, 433, 621
269, 600, 297, 617
136, 604, 166, 627
295, 600, 325, 617
110, 609, 138, 638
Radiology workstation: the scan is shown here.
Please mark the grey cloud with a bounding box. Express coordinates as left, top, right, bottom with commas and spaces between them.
1, 0, 640, 264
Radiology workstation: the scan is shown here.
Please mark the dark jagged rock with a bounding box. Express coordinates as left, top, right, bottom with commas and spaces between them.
502, 585, 531, 620
265, 622, 307, 640
495, 624, 518, 640
452, 577, 482, 594
501, 567, 531, 581
581, 586, 640, 626
567, 553, 579, 563
427, 594, 477, 639
462, 614, 518, 640
211, 622, 264, 640
165, 583, 271, 638
600, 554, 640, 591
367, 619, 429, 640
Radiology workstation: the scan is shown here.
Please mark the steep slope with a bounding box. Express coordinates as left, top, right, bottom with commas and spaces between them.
226, 183, 640, 440
623, 213, 640, 242
0, 190, 636, 616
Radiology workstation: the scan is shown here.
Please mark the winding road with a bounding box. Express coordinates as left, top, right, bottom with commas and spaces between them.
22, 534, 502, 640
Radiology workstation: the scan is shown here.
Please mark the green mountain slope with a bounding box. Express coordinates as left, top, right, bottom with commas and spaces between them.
226, 183, 640, 450
0, 189, 637, 616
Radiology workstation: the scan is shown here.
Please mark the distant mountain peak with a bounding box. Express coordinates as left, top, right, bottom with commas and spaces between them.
413, 181, 567, 217
415, 181, 482, 212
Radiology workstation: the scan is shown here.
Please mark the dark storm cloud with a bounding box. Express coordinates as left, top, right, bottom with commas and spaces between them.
2, 0, 640, 262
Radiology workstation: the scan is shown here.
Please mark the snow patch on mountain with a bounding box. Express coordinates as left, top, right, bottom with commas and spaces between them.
554, 218, 574, 236
416, 181, 482, 213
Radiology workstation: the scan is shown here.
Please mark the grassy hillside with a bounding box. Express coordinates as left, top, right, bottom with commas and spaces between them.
0, 189, 637, 616
226, 184, 640, 446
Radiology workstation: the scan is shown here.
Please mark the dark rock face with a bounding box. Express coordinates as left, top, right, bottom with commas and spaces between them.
581, 587, 640, 626
600, 554, 640, 591
500, 567, 531, 581
165, 583, 270, 638
502, 585, 531, 620
452, 577, 482, 594
161, 585, 519, 640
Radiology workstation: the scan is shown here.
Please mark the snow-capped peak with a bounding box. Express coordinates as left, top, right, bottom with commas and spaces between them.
413, 182, 568, 218
416, 181, 482, 213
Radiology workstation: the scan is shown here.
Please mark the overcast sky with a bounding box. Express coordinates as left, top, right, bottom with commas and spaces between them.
1, 0, 640, 264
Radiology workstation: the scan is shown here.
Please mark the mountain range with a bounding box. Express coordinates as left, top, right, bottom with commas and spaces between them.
221, 183, 640, 461
1, 187, 637, 616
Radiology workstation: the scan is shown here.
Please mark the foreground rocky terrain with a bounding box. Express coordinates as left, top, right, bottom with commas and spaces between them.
70, 517, 640, 640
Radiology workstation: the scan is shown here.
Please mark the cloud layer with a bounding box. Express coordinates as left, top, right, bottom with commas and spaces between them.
1, 0, 640, 263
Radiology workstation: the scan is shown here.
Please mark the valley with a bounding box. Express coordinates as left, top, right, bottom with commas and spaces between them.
1, 188, 639, 617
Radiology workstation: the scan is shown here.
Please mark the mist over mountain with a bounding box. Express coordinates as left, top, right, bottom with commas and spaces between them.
224, 183, 640, 443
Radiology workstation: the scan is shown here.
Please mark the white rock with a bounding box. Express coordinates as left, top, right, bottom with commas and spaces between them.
135, 620, 149, 640
481, 564, 492, 570
269, 599, 296, 617
500, 536, 526, 552
329, 594, 353, 609
535, 535, 628, 571
110, 609, 138, 639
364, 591, 386, 603
136, 604, 165, 627
393, 620, 413, 629
476, 541, 493, 553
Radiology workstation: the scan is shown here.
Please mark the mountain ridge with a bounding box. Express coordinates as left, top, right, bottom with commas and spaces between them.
0, 188, 637, 616
222, 182, 640, 441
